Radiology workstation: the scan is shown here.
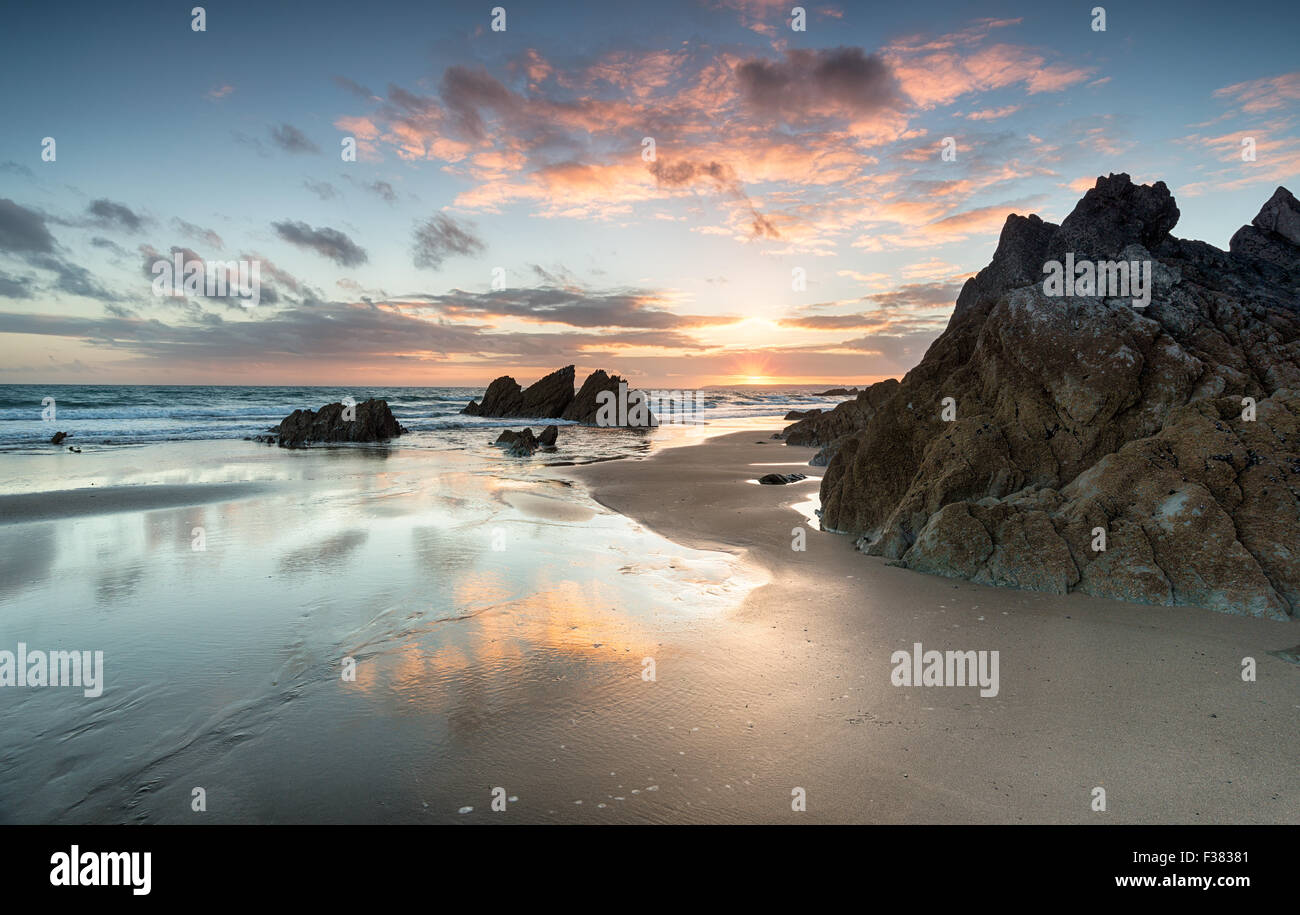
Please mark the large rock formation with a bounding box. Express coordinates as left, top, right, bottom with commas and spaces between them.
819, 175, 1300, 619
257, 399, 407, 448
463, 365, 576, 418
462, 365, 654, 427
779, 378, 900, 449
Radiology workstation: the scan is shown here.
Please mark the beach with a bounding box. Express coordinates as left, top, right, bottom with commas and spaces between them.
1, 421, 1296, 823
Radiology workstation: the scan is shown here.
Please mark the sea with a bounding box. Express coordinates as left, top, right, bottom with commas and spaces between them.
0, 384, 850, 454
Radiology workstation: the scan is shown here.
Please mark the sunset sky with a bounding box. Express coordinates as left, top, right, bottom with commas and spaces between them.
1, 0, 1297, 387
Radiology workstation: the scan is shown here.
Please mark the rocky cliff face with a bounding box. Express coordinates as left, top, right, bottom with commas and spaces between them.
818, 174, 1300, 619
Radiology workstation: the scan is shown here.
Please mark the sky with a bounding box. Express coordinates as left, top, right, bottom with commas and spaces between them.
1, 0, 1297, 388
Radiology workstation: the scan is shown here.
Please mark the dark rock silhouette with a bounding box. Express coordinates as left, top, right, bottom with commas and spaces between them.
463, 365, 654, 427
779, 378, 899, 447
50, 431, 67, 445
815, 387, 860, 396
494, 428, 539, 456
256, 399, 406, 448
758, 472, 807, 485
784, 408, 821, 421
818, 175, 1300, 619
463, 365, 576, 418
537, 425, 558, 448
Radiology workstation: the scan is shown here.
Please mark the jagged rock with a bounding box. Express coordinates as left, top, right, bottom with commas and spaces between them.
780, 378, 899, 446
815, 387, 860, 396
495, 428, 539, 457
520, 365, 576, 417
537, 425, 558, 448
462, 365, 654, 426
1230, 187, 1300, 269
758, 472, 807, 485
257, 399, 407, 448
820, 175, 1300, 619
463, 365, 576, 418
785, 409, 821, 421
50, 431, 67, 445
1052, 174, 1179, 256
462, 376, 525, 417
561, 369, 655, 427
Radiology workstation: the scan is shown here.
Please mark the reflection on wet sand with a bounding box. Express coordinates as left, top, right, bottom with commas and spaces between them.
0, 439, 763, 823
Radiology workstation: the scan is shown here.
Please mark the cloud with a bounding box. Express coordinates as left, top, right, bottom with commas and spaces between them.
172, 218, 224, 250
421, 286, 742, 329
206, 84, 234, 101
411, 214, 485, 269
1213, 72, 1300, 113
0, 298, 709, 369
272, 221, 368, 267
736, 47, 901, 122
0, 161, 35, 180
332, 75, 376, 100
885, 37, 1093, 108
0, 199, 56, 253
343, 175, 399, 203
303, 179, 339, 200
88, 199, 147, 233
0, 270, 35, 299
269, 123, 321, 155
648, 158, 779, 238
964, 105, 1020, 120
26, 253, 117, 300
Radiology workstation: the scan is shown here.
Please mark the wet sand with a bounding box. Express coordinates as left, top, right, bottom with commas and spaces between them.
566, 429, 1300, 823
0, 430, 1296, 823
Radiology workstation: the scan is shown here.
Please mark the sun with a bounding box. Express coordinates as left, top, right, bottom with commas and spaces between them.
732, 356, 774, 385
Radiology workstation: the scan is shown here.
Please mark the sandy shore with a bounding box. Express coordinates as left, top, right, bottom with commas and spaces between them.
566, 429, 1300, 823
1, 430, 1295, 823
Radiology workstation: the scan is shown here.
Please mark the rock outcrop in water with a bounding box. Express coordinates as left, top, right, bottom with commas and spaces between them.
463, 365, 576, 418
494, 428, 540, 456
817, 174, 1300, 619
256, 399, 407, 448
462, 365, 654, 427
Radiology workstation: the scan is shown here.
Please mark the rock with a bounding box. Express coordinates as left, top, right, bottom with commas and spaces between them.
819, 175, 1300, 619
461, 365, 655, 426
815, 387, 859, 396
784, 409, 821, 421
809, 441, 841, 466
758, 472, 807, 485
463, 365, 576, 418
780, 379, 899, 446
561, 369, 655, 427
50, 431, 67, 445
494, 428, 539, 457
537, 425, 558, 448
1051, 173, 1179, 257
462, 376, 524, 417
520, 365, 576, 417
1230, 186, 1300, 268
1249, 186, 1300, 246
258, 399, 407, 448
